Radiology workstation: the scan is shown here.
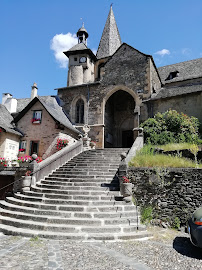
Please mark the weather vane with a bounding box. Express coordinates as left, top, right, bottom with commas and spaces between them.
111, 3, 113, 7
80, 17, 84, 27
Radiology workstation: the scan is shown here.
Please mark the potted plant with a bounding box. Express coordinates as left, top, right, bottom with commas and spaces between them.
120, 176, 133, 202
90, 141, 96, 149
17, 155, 32, 167
0, 158, 7, 168
21, 171, 32, 191
31, 118, 41, 124
56, 138, 69, 150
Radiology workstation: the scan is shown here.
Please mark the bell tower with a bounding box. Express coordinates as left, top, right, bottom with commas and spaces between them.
77, 23, 88, 45
64, 24, 96, 87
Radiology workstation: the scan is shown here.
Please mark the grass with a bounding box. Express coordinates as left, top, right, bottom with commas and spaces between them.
129, 153, 201, 168
157, 143, 196, 151
129, 143, 201, 168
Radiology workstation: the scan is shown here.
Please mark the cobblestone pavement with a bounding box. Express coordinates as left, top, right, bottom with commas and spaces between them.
0, 229, 201, 270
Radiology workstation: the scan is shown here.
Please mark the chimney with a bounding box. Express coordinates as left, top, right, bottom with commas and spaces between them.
2, 93, 17, 113
31, 82, 38, 99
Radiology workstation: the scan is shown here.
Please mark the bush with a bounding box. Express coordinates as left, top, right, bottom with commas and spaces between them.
140, 110, 200, 145
140, 205, 153, 225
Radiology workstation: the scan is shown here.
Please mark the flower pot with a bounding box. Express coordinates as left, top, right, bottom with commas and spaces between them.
19, 163, 29, 168
21, 176, 32, 191
120, 183, 133, 197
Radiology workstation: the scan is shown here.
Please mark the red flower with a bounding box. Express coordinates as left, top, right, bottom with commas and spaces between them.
122, 176, 130, 183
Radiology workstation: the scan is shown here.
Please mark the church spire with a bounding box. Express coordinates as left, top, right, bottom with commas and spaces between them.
96, 5, 122, 59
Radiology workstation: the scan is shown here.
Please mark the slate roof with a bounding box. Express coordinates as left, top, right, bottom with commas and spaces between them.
14, 96, 80, 135
147, 83, 202, 101
77, 25, 88, 38
0, 105, 22, 136
67, 43, 88, 52
63, 43, 97, 61
96, 6, 122, 59
16, 98, 30, 113
158, 58, 202, 84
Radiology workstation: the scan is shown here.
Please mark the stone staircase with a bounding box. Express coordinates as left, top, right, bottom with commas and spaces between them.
0, 148, 151, 241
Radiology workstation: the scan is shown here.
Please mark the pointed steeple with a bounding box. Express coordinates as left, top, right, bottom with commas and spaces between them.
96, 5, 122, 59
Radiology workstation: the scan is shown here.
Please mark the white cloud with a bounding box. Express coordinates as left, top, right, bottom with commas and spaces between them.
50, 33, 77, 68
182, 48, 192, 56
155, 49, 170, 56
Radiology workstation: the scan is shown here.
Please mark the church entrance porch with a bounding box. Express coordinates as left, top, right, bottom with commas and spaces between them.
104, 90, 137, 148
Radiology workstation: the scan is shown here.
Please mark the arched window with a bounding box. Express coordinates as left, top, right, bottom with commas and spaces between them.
75, 99, 84, 124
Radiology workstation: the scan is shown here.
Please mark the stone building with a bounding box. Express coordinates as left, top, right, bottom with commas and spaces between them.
0, 84, 80, 160
57, 6, 202, 148
0, 104, 22, 160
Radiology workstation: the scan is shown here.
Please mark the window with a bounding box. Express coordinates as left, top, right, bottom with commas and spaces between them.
75, 99, 84, 124
165, 71, 179, 81
32, 110, 42, 124
19, 141, 26, 152
30, 141, 39, 155
74, 57, 77, 61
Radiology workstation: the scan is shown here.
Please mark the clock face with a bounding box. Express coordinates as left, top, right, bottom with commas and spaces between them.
79, 56, 87, 63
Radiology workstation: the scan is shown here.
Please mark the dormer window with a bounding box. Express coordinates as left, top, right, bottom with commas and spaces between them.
165, 71, 179, 81
32, 110, 42, 124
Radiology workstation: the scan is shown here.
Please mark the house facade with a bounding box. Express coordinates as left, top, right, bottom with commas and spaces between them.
0, 85, 80, 161
0, 105, 22, 161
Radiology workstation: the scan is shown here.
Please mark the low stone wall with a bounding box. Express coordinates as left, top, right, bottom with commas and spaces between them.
128, 167, 202, 226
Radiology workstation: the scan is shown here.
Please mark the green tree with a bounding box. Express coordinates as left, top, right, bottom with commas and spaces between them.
140, 110, 200, 145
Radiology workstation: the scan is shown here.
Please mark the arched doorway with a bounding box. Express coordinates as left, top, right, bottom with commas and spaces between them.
104, 90, 136, 148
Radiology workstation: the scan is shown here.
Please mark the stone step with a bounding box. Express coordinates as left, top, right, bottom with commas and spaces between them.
0, 201, 140, 219
66, 160, 119, 164
0, 209, 140, 227
33, 185, 117, 193
14, 192, 122, 202
5, 197, 135, 212
13, 193, 129, 206
24, 190, 120, 197
62, 164, 119, 168
1, 213, 145, 234
50, 173, 115, 179
44, 177, 116, 182
55, 168, 118, 173
52, 171, 117, 176
0, 201, 139, 219
0, 147, 148, 241
0, 223, 150, 241
40, 179, 116, 187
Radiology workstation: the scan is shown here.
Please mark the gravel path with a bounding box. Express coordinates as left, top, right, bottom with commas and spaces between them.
0, 230, 201, 270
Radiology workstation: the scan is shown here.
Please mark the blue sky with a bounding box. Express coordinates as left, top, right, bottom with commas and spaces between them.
0, 0, 202, 99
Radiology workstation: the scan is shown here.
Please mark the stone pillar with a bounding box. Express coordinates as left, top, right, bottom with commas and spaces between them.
118, 152, 128, 182
29, 154, 40, 186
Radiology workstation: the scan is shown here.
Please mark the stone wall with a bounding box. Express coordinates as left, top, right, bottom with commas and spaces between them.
128, 167, 202, 225
150, 92, 202, 126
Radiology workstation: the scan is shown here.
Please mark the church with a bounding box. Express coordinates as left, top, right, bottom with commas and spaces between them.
1, 6, 202, 160
57, 5, 202, 149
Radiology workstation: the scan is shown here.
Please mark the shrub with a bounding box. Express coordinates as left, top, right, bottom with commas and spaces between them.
172, 217, 181, 230
140, 109, 200, 145
140, 205, 153, 225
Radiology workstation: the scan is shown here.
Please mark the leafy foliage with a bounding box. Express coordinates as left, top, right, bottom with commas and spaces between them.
140, 110, 200, 145
140, 205, 153, 225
